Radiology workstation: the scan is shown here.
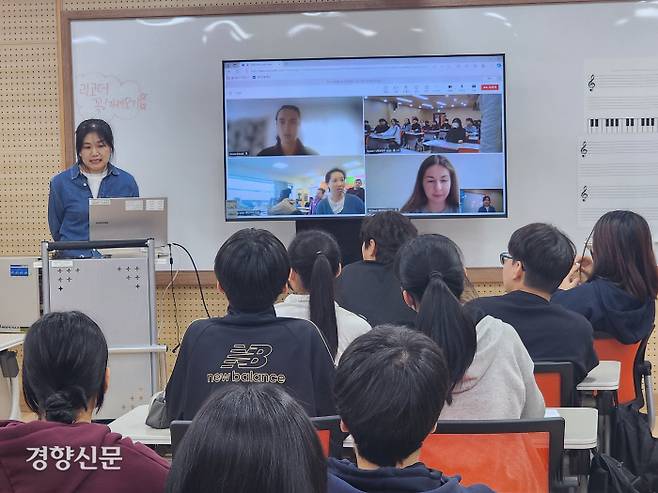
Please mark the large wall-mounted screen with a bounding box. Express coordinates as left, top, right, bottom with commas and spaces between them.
223, 54, 506, 220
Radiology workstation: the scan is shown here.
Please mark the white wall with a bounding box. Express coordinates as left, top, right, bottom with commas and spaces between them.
70, 3, 658, 268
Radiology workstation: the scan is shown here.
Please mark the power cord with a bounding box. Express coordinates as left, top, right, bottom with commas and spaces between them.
167, 243, 182, 354
170, 242, 211, 319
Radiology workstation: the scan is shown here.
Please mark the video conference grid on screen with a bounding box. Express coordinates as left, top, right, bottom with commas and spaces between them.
223, 55, 506, 220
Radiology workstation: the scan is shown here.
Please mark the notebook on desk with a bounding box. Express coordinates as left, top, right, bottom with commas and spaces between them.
89, 197, 168, 247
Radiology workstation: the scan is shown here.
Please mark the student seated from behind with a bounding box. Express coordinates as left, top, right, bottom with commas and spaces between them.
165, 228, 336, 422
335, 211, 418, 327
553, 210, 658, 344
328, 326, 494, 493
166, 385, 327, 493
396, 234, 545, 420
0, 311, 169, 493
466, 223, 598, 384
275, 230, 371, 363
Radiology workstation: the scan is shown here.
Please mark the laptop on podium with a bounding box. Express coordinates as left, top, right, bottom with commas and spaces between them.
89, 197, 168, 247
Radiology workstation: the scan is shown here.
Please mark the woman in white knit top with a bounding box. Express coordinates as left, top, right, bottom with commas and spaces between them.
275, 230, 371, 363
396, 234, 545, 420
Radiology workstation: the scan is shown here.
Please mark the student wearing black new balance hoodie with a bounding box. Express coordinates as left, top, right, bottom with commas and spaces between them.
165, 229, 336, 423
552, 211, 658, 344
328, 326, 494, 493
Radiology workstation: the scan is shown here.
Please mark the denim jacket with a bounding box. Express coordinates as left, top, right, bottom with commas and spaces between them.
48, 163, 139, 244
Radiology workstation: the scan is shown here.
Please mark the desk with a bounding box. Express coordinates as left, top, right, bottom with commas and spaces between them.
423, 139, 480, 152
576, 360, 620, 454
109, 404, 170, 445
576, 360, 620, 392
546, 407, 598, 450
0, 333, 25, 421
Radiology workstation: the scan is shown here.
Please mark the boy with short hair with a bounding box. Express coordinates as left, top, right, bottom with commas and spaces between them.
166, 228, 335, 422
335, 211, 418, 327
328, 326, 494, 493
467, 223, 598, 384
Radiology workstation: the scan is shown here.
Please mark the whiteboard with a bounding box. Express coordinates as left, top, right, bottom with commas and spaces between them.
69, 3, 658, 269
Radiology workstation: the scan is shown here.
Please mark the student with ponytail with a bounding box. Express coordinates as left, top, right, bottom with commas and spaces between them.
276, 230, 371, 362
396, 234, 545, 420
0, 311, 169, 493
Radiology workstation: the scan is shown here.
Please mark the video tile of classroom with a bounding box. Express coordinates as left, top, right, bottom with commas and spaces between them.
225, 97, 363, 157
364, 153, 505, 212
226, 155, 364, 217
462, 189, 504, 214
364, 93, 503, 154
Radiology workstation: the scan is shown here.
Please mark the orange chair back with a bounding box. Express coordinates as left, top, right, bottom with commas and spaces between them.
534, 373, 562, 408
457, 148, 479, 153
316, 429, 330, 457
593, 339, 641, 404
420, 432, 551, 493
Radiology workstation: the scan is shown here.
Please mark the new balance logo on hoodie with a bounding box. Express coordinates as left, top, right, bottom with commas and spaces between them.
220, 344, 272, 369
207, 343, 286, 384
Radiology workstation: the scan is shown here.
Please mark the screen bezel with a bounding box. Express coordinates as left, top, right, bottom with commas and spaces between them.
222, 53, 508, 222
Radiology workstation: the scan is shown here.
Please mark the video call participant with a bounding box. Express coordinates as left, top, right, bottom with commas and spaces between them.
446, 118, 467, 143
467, 223, 598, 385
364, 120, 372, 133
478, 195, 496, 213
553, 210, 658, 344
465, 118, 479, 140
165, 229, 336, 423
411, 117, 422, 132
166, 386, 327, 493
313, 168, 365, 215
275, 230, 371, 363
346, 178, 365, 203
308, 188, 325, 215
48, 119, 139, 256
400, 155, 461, 214
396, 234, 545, 420
373, 118, 389, 134
335, 211, 418, 327
257, 105, 317, 156
0, 312, 169, 493
328, 326, 494, 493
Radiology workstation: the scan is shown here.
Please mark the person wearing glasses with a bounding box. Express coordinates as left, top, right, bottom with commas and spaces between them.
552, 210, 658, 344
466, 224, 598, 384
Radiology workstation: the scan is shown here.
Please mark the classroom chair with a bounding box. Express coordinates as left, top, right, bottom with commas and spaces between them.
170, 416, 344, 458
310, 415, 343, 457
593, 329, 654, 428
421, 418, 565, 493
533, 361, 575, 407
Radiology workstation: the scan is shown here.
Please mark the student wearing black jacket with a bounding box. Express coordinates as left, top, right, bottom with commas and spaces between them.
165, 229, 335, 423
467, 223, 598, 384
335, 211, 417, 327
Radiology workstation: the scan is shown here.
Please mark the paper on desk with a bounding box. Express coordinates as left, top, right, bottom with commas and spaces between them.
579, 58, 658, 232
544, 408, 560, 418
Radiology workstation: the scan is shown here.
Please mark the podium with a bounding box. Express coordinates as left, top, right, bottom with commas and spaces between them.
41, 239, 165, 419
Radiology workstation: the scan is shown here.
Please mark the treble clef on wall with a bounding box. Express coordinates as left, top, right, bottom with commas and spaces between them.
588, 74, 596, 92
581, 185, 589, 202
580, 141, 588, 157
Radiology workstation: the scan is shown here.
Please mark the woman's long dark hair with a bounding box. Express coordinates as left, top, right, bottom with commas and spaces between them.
22, 311, 108, 424
590, 210, 658, 300
166, 385, 327, 493
400, 155, 460, 213
288, 230, 341, 359
395, 234, 477, 402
